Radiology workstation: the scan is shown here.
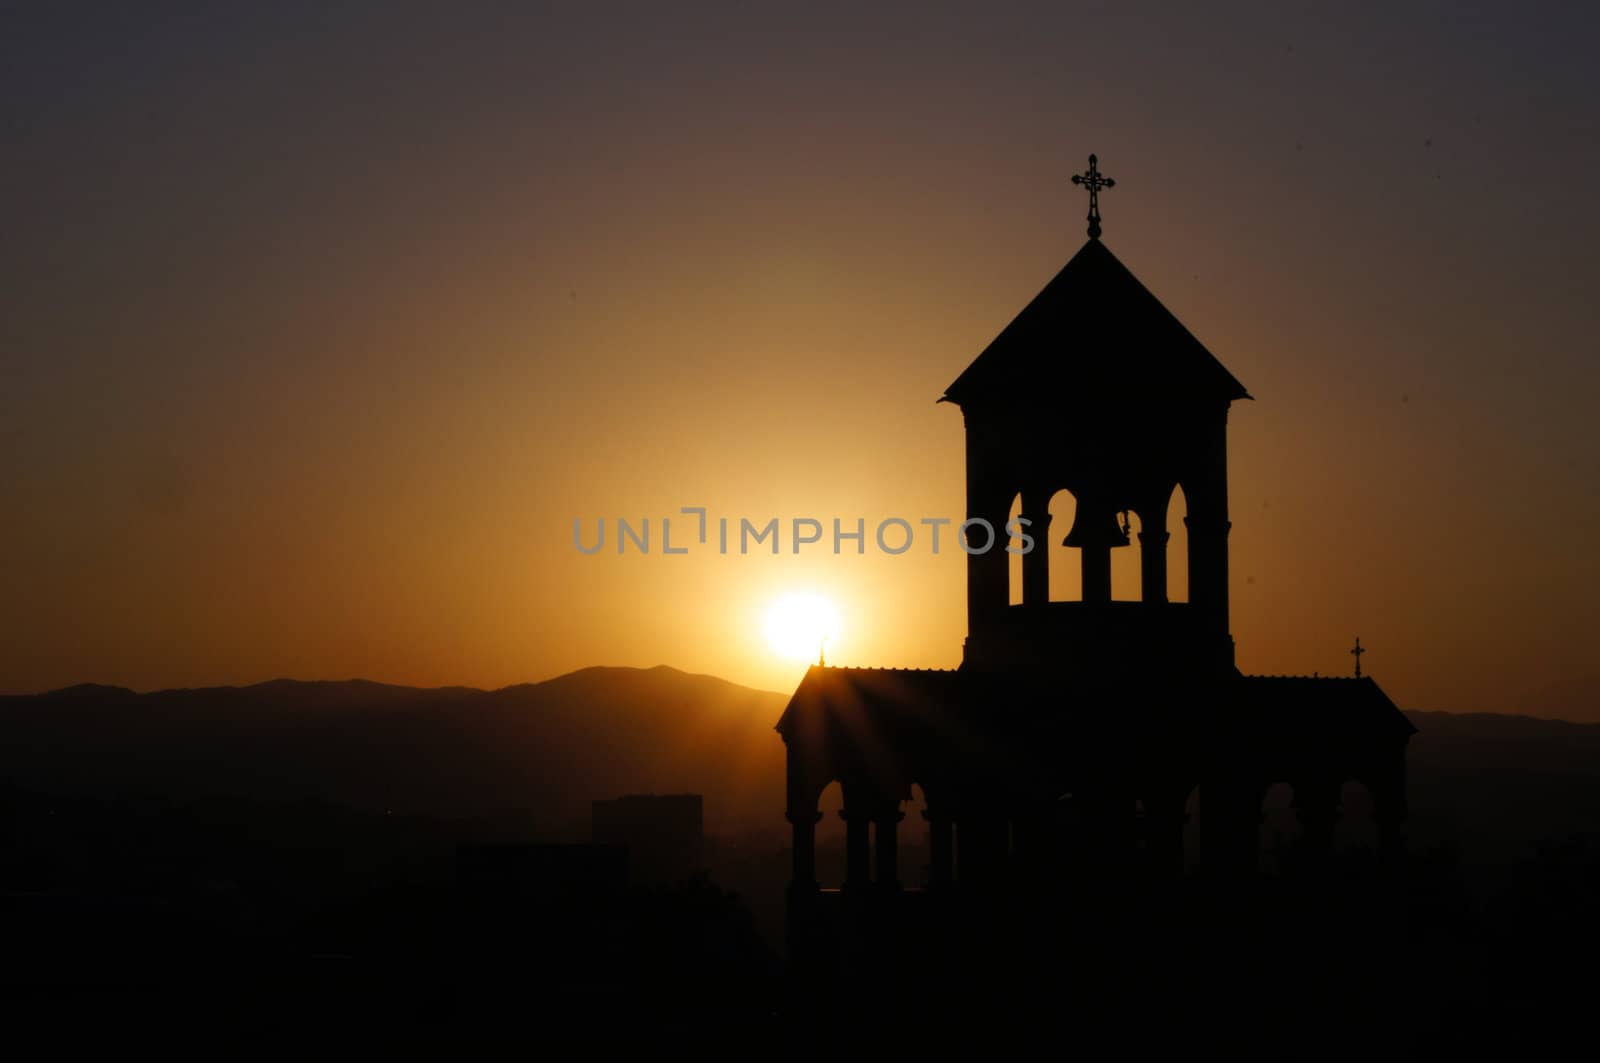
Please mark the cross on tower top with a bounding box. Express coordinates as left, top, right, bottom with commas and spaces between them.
1070, 153, 1116, 240
1350, 636, 1366, 678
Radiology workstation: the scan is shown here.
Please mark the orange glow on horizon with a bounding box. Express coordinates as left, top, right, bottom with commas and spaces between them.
5, 8, 1599, 724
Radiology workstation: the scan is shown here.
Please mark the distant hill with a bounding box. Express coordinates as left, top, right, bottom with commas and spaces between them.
3, 672, 1598, 864
1403, 709, 1600, 868
0, 666, 790, 837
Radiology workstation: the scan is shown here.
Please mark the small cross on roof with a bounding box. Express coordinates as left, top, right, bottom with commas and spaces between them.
1070, 154, 1116, 239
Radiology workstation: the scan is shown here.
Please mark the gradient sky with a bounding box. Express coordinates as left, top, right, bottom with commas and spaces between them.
4, 2, 1599, 718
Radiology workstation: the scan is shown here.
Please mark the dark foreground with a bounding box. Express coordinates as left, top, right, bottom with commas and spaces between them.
6, 839, 1597, 1057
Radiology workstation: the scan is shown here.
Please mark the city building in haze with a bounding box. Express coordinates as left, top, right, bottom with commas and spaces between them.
592, 793, 705, 884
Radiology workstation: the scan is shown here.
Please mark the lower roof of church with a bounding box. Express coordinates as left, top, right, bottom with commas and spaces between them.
775, 665, 1415, 743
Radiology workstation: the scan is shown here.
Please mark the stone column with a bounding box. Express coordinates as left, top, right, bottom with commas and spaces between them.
1183, 410, 1234, 664
1021, 493, 1051, 606
1200, 780, 1260, 878
963, 413, 1012, 637
1375, 809, 1406, 866
926, 808, 954, 888
784, 798, 825, 974
1142, 792, 1187, 878
1293, 779, 1340, 864
874, 808, 904, 891
1008, 810, 1044, 880
1185, 516, 1230, 621
957, 812, 1008, 888
842, 807, 872, 891
787, 809, 822, 888
1081, 543, 1112, 604
1369, 752, 1409, 867
1139, 527, 1169, 604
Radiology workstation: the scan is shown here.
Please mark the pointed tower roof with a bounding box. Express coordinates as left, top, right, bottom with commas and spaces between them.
941, 238, 1252, 409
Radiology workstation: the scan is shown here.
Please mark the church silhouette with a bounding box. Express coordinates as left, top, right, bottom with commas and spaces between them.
776, 157, 1415, 959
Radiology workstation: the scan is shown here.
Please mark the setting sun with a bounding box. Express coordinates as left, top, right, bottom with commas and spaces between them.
763, 593, 839, 663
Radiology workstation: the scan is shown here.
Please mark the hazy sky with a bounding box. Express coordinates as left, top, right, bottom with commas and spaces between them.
4, 2, 1598, 718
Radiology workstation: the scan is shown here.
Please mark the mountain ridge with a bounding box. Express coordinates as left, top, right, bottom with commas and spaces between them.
0, 663, 792, 837
14, 670, 1597, 734
2, 668, 1596, 859
9, 664, 792, 703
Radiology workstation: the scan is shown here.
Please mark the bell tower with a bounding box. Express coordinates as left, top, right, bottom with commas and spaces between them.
941, 156, 1250, 681
779, 156, 1415, 977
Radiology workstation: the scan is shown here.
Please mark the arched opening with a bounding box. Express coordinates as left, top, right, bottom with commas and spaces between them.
1259, 782, 1299, 876
1337, 779, 1377, 854
1112, 509, 1142, 601
1048, 489, 1081, 602
815, 781, 846, 888
1007, 493, 1025, 606
1167, 484, 1190, 602
903, 784, 931, 887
